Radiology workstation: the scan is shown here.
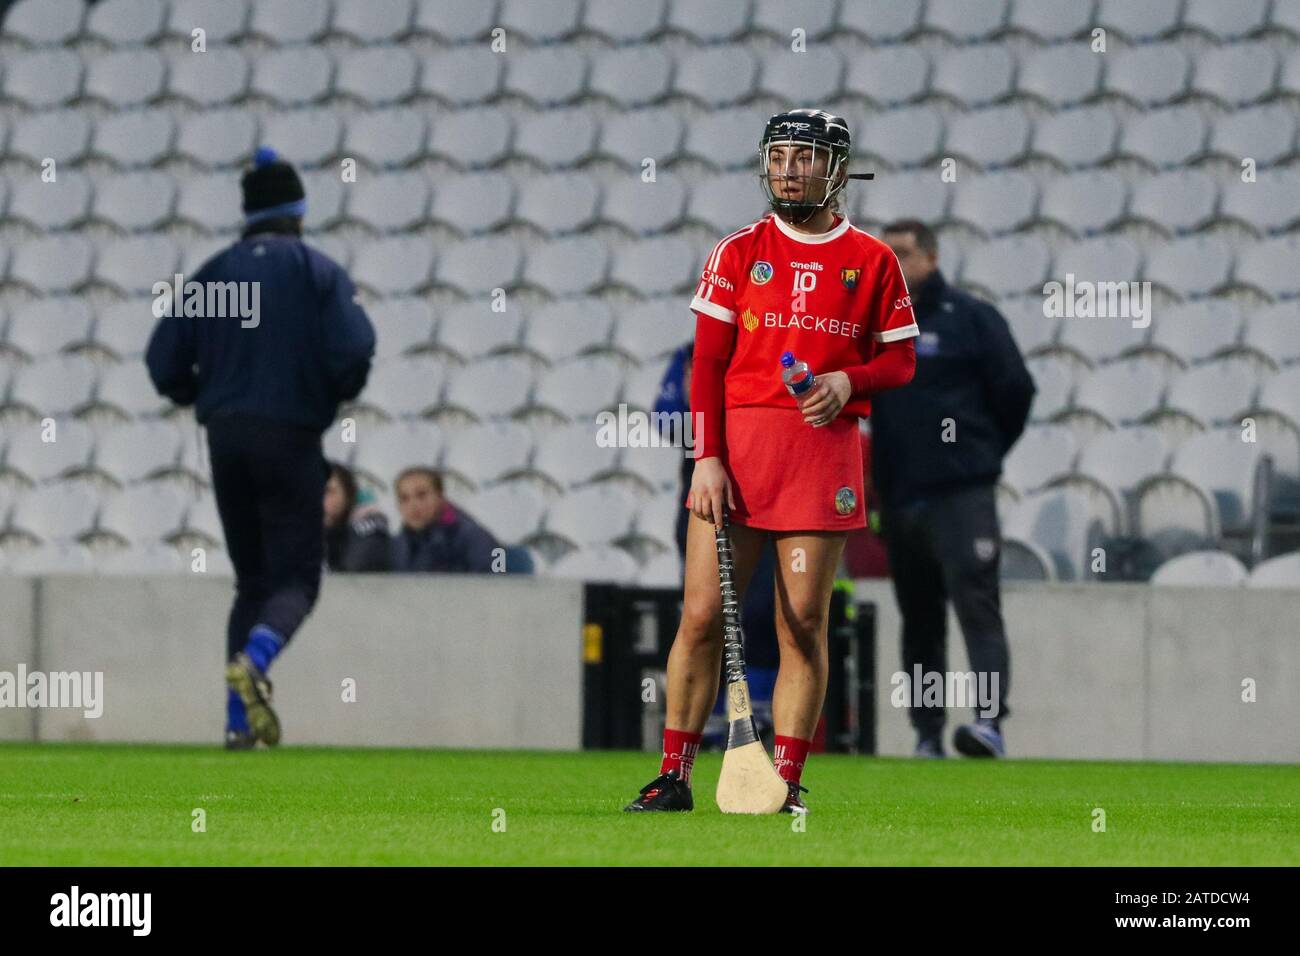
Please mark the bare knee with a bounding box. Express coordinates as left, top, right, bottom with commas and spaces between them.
778, 603, 827, 655
677, 598, 720, 649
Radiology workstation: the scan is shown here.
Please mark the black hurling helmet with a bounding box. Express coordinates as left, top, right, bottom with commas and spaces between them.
759, 108, 852, 224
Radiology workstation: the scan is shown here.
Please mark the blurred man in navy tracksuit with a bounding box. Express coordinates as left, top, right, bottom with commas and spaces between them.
146, 147, 375, 749
871, 220, 1035, 759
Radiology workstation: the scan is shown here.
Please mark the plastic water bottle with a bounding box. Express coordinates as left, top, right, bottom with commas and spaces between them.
780, 351, 816, 398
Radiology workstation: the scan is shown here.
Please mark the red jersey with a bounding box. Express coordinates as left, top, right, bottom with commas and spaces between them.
689, 213, 919, 419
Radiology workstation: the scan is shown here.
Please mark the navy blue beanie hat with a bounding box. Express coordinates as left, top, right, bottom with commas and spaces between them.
241, 146, 306, 224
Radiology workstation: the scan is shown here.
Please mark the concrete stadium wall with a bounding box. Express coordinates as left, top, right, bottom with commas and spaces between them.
0, 575, 1295, 761
0, 575, 583, 749
858, 580, 1300, 763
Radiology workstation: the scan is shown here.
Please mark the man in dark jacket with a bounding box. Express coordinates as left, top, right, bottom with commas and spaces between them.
870, 220, 1036, 759
390, 467, 501, 573
146, 147, 375, 749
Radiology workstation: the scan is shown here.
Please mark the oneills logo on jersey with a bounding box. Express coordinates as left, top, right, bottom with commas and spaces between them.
750, 261, 774, 285
741, 308, 759, 332
841, 268, 860, 290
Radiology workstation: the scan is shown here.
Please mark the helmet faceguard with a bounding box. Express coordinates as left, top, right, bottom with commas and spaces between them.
759, 109, 851, 225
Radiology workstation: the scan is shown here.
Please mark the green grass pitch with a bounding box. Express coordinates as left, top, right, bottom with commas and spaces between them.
1, 743, 1296, 866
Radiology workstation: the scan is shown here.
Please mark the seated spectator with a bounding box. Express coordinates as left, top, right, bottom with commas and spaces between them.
323, 462, 392, 572
390, 467, 502, 574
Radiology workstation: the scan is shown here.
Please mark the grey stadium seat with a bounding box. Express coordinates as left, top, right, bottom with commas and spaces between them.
1285, 51, 1300, 98
166, 48, 251, 108
4, 544, 97, 576
544, 485, 639, 550
1127, 170, 1219, 235
419, 47, 503, 106
440, 422, 534, 490
1218, 171, 1300, 236
1207, 105, 1298, 169
441, 355, 535, 422
947, 172, 1038, 236
1143, 236, 1233, 299
521, 236, 609, 297
434, 236, 523, 296
999, 298, 1059, 357
335, 46, 418, 107
8, 109, 93, 165
90, 110, 176, 168
673, 45, 759, 108
175, 110, 258, 169
167, 0, 250, 43
1242, 304, 1300, 368
331, 0, 413, 42
2, 0, 86, 45
2, 418, 95, 483
1030, 105, 1118, 168
589, 46, 672, 108
97, 362, 171, 418
1166, 426, 1268, 534
944, 105, 1032, 169
1025, 355, 1076, 421
460, 484, 547, 550
1182, 0, 1269, 40
521, 300, 615, 364
608, 237, 696, 297
84, 48, 166, 109
547, 546, 639, 583
1246, 552, 1300, 589
583, 0, 667, 43
752, 0, 840, 39
97, 485, 192, 545
502, 47, 588, 107
1, 49, 83, 109
1148, 300, 1244, 366
249, 47, 334, 107
682, 107, 773, 170
1095, 0, 1181, 41
922, 0, 1009, 41
960, 235, 1052, 298
427, 109, 513, 168
93, 172, 177, 233
350, 421, 445, 489
1234, 236, 1300, 300
1159, 361, 1259, 429
1054, 313, 1150, 369
499, 0, 582, 43
1008, 0, 1095, 41
854, 170, 951, 230
1104, 43, 1191, 107
9, 235, 94, 295
929, 45, 1015, 108
1000, 486, 1111, 581
7, 172, 93, 231
857, 106, 944, 169
1053, 234, 1142, 287
1191, 42, 1279, 108
598, 109, 685, 169
1039, 170, 1127, 236
299, 170, 346, 231
368, 297, 436, 360
352, 359, 446, 421
248, 0, 332, 44
513, 172, 601, 235
92, 299, 160, 361
757, 47, 846, 104
351, 237, 435, 296
838, 0, 924, 42
1150, 551, 1248, 587
343, 109, 427, 168
1250, 367, 1300, 472
533, 356, 626, 419
1016, 44, 1103, 108
260, 110, 342, 168
613, 298, 696, 362
1117, 106, 1207, 169
346, 172, 431, 233
83, 0, 168, 45
93, 235, 180, 296
665, 0, 751, 42
843, 46, 929, 107
513, 107, 599, 168
1070, 358, 1169, 427
434, 303, 525, 362
601, 175, 688, 235
6, 485, 102, 545
4, 299, 95, 359
1071, 426, 1171, 518
412, 0, 497, 42
531, 423, 622, 488
1002, 424, 1078, 496
6, 356, 99, 419
429, 172, 514, 236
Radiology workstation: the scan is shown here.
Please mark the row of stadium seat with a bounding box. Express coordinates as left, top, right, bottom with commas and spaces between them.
5, 166, 1298, 241
4, 229, 1297, 300
7, 38, 1300, 111
6, 0, 1294, 50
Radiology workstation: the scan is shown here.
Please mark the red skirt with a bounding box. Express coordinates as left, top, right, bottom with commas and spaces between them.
717, 406, 866, 533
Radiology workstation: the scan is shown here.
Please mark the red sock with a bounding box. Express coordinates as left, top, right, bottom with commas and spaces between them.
774, 736, 812, 785
660, 728, 703, 785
